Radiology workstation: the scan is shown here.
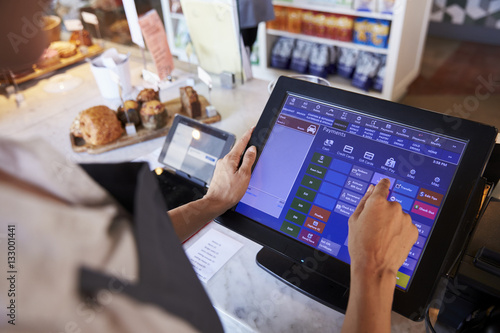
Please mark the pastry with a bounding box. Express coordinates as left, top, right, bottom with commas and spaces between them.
136, 88, 159, 103
49, 41, 77, 58
36, 48, 60, 69
179, 86, 201, 119
117, 100, 141, 126
140, 100, 167, 130
69, 30, 93, 47
75, 105, 123, 145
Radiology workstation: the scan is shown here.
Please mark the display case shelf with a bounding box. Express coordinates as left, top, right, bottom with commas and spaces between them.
251, 65, 384, 99
267, 28, 389, 55
160, 0, 431, 101
272, 0, 393, 20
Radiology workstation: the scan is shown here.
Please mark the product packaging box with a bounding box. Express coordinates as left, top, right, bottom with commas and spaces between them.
354, 0, 376, 11
353, 17, 371, 45
335, 0, 354, 8
378, 0, 396, 14
369, 19, 390, 48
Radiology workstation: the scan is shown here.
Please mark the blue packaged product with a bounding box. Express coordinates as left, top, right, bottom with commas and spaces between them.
354, 0, 376, 11
372, 55, 386, 92
328, 46, 338, 74
370, 20, 390, 49
353, 17, 371, 45
270, 37, 295, 69
290, 40, 314, 74
351, 52, 381, 91
309, 44, 330, 78
337, 47, 359, 79
378, 0, 396, 14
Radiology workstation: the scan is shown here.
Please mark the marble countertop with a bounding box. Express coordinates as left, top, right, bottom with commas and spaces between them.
0, 53, 426, 332
185, 222, 426, 333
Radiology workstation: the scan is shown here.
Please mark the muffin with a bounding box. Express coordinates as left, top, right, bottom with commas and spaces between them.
136, 88, 159, 103
117, 100, 141, 126
140, 100, 167, 130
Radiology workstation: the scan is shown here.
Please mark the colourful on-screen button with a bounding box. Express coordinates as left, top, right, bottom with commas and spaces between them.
396, 271, 411, 289
285, 209, 306, 226
296, 186, 317, 202
291, 198, 312, 214
411, 200, 438, 220
307, 163, 327, 179
280, 221, 301, 238
312, 152, 332, 168
301, 175, 322, 191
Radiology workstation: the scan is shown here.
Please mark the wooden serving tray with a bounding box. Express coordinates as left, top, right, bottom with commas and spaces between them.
70, 95, 220, 154
3, 44, 104, 85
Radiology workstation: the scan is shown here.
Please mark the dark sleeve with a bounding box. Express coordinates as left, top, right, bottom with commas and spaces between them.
78, 162, 224, 333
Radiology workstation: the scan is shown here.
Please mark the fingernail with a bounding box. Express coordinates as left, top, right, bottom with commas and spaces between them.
367, 184, 374, 194
248, 146, 256, 153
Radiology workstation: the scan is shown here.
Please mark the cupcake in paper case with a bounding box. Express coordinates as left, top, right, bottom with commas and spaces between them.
140, 100, 167, 130
117, 100, 141, 127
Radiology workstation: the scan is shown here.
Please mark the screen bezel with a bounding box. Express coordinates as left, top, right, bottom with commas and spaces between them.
158, 114, 236, 185
216, 76, 497, 319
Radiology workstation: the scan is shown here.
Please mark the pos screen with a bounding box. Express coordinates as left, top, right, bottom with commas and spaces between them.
216, 76, 497, 319
236, 92, 465, 290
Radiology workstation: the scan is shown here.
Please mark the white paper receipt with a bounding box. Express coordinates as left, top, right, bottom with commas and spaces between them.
186, 228, 243, 283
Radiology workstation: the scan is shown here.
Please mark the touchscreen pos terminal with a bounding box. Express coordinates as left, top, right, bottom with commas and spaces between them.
216, 76, 497, 320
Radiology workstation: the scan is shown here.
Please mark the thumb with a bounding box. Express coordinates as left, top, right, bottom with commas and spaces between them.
238, 146, 257, 175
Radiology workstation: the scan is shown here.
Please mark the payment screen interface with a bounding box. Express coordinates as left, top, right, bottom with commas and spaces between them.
162, 122, 226, 184
236, 93, 467, 290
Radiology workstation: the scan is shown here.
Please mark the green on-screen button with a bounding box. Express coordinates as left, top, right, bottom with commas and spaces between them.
396, 271, 411, 289
280, 221, 301, 238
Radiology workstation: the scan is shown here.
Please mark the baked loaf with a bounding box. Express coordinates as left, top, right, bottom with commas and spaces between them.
179, 86, 201, 119
136, 88, 159, 103
140, 100, 167, 130
77, 106, 123, 145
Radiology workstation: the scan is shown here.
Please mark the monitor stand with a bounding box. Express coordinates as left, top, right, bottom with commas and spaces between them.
256, 247, 349, 313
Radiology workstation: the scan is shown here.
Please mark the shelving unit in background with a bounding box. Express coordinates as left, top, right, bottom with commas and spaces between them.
161, 0, 432, 101
253, 0, 433, 101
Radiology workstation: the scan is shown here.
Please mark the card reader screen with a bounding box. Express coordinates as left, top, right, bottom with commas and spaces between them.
161, 122, 226, 185
235, 93, 468, 291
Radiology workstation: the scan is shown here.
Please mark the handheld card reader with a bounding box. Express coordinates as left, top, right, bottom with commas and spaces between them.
156, 114, 235, 209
